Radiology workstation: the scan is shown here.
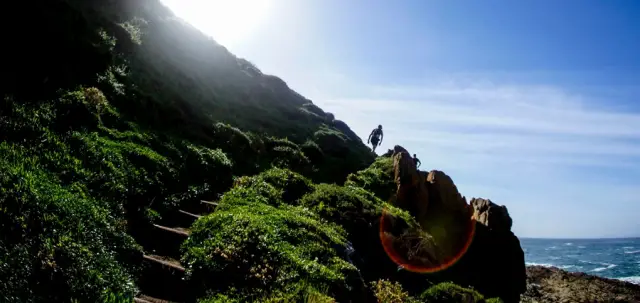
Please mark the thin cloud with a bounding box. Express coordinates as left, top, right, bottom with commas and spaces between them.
312, 80, 640, 238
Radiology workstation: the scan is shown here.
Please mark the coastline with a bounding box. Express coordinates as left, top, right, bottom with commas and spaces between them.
523, 265, 640, 303
525, 262, 640, 285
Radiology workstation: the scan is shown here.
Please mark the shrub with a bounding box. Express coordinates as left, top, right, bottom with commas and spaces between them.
372, 280, 420, 303
299, 184, 385, 238
181, 203, 363, 302
234, 168, 313, 204
345, 157, 395, 202
301, 139, 324, 164
419, 282, 485, 303
0, 143, 140, 303
298, 184, 420, 282
215, 182, 283, 211
182, 143, 233, 189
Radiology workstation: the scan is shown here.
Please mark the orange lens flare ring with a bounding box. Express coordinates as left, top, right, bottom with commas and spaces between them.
379, 209, 476, 273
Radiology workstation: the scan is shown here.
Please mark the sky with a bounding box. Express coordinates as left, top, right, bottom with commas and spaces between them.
159, 0, 640, 239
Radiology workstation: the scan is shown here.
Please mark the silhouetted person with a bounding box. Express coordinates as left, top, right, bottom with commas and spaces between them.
413, 154, 421, 168
367, 125, 384, 152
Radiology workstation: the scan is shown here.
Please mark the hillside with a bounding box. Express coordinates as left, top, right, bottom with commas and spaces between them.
0, 1, 528, 303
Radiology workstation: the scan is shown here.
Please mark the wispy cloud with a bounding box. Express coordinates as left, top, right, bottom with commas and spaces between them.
311, 78, 640, 238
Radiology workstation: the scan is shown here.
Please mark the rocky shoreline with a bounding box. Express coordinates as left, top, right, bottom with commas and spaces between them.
523, 265, 640, 303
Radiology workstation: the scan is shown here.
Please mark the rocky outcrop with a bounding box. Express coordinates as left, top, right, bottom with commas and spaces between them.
523, 266, 640, 303
471, 198, 513, 232
392, 145, 429, 222
389, 145, 527, 303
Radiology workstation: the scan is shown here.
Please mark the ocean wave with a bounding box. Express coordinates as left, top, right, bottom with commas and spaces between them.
577, 245, 586, 249
624, 250, 640, 254
545, 246, 557, 250
617, 276, 640, 285
591, 264, 617, 272
564, 242, 573, 246
526, 262, 554, 268
623, 246, 634, 250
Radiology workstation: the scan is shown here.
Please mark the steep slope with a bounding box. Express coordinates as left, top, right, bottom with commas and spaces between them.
1, 0, 374, 183
0, 0, 375, 302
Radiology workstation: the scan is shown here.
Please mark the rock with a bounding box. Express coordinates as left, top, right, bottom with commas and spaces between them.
523, 265, 640, 303
389, 145, 527, 303
470, 198, 513, 232
391, 145, 429, 224
427, 170, 471, 216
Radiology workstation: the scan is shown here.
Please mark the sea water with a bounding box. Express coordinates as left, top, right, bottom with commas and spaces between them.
521, 238, 640, 285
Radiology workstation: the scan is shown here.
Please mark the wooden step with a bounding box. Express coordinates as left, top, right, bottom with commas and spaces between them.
178, 209, 202, 220
138, 255, 191, 302
153, 224, 190, 237
135, 294, 178, 303
143, 254, 185, 272
200, 200, 218, 207
157, 209, 203, 229
178, 199, 219, 216
137, 224, 190, 258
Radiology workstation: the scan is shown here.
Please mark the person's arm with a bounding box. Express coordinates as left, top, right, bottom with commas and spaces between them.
367, 130, 373, 143
380, 131, 384, 144
417, 159, 421, 168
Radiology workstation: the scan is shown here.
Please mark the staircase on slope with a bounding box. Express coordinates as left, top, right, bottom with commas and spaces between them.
132, 200, 219, 303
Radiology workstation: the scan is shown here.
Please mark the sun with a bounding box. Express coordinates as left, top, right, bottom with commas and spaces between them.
160, 0, 271, 48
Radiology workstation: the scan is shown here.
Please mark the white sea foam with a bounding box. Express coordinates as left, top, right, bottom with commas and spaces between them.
526, 262, 554, 268
616, 276, 640, 285
577, 245, 586, 249
564, 242, 573, 246
623, 246, 634, 250
624, 250, 640, 254
545, 246, 557, 250
592, 264, 617, 272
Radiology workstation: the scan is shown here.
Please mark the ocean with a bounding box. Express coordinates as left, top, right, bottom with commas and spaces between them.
521, 238, 640, 285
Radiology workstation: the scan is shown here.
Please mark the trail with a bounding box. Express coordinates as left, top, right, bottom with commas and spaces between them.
132, 200, 219, 303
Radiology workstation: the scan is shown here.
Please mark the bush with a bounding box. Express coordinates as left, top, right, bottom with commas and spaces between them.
345, 157, 395, 202
372, 280, 420, 303
298, 183, 421, 283
181, 203, 364, 302
234, 168, 313, 204
0, 143, 140, 303
299, 184, 384, 238
420, 282, 485, 303
182, 143, 233, 190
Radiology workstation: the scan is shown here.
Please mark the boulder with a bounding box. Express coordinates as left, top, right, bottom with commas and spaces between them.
470, 198, 513, 232
388, 145, 526, 303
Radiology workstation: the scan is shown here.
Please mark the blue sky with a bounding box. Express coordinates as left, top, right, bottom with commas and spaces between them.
161, 0, 640, 238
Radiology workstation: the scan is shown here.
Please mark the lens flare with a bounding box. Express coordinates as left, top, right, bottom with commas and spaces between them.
379, 208, 476, 273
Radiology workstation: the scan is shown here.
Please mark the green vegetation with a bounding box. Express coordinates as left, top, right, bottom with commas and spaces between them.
182, 203, 362, 302
0, 143, 139, 302
420, 282, 503, 303
345, 157, 396, 202
1, 0, 511, 302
